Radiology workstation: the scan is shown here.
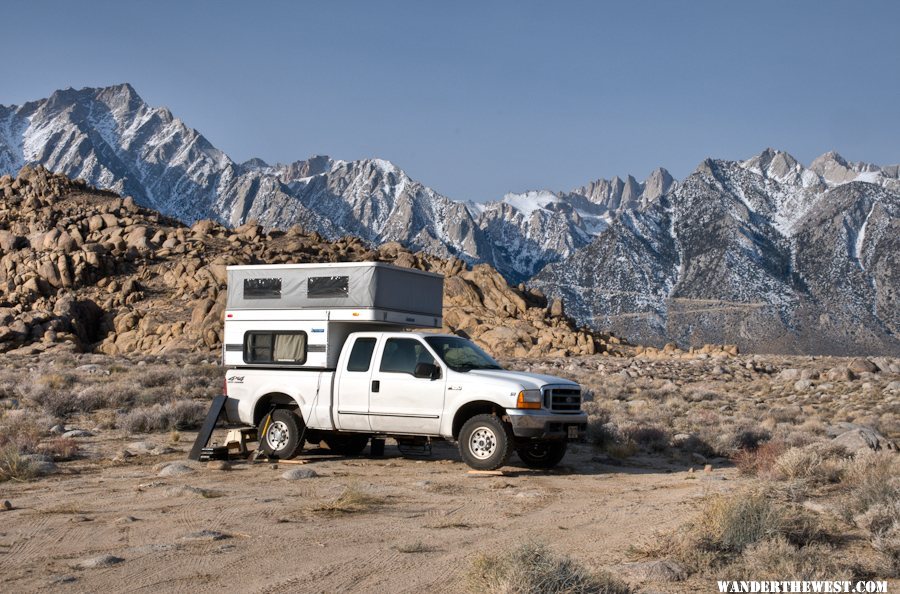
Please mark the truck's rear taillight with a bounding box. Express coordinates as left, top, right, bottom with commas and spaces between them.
223, 376, 228, 396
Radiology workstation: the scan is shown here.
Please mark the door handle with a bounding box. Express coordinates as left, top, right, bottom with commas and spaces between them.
371, 380, 380, 393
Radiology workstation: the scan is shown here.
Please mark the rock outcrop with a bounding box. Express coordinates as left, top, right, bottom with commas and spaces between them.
0, 166, 616, 359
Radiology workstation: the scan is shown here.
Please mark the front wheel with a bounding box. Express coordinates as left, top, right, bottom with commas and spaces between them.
516, 441, 567, 469
459, 414, 514, 471
258, 408, 304, 459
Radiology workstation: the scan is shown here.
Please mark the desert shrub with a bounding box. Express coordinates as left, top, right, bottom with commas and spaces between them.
26, 372, 79, 416
768, 405, 803, 424
684, 388, 721, 403
0, 445, 35, 482
37, 437, 78, 461
838, 452, 900, 523
621, 423, 670, 452
0, 377, 20, 401
695, 492, 786, 553
685, 491, 816, 559
117, 401, 207, 433
135, 367, 182, 389
771, 444, 846, 484
582, 402, 616, 447
175, 371, 219, 400
870, 518, 900, 575
180, 363, 222, 383
733, 441, 786, 477
0, 412, 44, 453
313, 486, 385, 515
135, 386, 179, 407
725, 426, 771, 453
468, 542, 632, 594
731, 536, 852, 581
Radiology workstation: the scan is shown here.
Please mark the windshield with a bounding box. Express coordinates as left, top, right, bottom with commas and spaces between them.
424, 336, 503, 372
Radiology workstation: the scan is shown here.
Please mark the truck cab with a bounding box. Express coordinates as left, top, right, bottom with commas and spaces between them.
221, 263, 586, 470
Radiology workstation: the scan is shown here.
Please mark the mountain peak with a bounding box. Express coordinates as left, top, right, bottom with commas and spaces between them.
813, 150, 848, 167
643, 167, 674, 201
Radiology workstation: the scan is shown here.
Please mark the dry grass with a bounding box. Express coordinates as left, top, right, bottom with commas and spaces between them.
1, 354, 220, 424
733, 441, 786, 477
117, 401, 208, 433
312, 486, 386, 515
689, 491, 816, 555
0, 412, 44, 453
0, 445, 35, 482
394, 541, 437, 553
37, 437, 79, 461
468, 542, 632, 594
636, 488, 830, 579
731, 536, 852, 581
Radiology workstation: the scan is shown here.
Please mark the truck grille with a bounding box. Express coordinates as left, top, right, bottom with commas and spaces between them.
544, 388, 582, 412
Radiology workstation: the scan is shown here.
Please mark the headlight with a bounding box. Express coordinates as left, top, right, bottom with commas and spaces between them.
516, 389, 542, 410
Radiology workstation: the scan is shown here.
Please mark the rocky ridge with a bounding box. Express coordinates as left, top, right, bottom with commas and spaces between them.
0, 166, 612, 359
0, 84, 676, 283
533, 151, 900, 355
3, 85, 900, 354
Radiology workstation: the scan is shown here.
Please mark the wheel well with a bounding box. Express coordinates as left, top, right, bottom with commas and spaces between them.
452, 400, 505, 439
253, 393, 300, 426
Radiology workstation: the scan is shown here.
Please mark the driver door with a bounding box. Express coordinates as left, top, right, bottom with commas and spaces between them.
369, 337, 446, 434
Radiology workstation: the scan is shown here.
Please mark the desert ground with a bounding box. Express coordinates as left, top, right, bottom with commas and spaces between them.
1, 351, 898, 593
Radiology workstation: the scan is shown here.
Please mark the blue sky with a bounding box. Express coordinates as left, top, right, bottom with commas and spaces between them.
2, 0, 898, 201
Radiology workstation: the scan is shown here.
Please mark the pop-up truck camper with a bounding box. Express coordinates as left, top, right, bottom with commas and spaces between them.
221, 262, 586, 470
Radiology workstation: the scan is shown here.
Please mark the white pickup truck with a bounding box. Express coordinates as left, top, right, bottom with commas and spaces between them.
220, 263, 586, 470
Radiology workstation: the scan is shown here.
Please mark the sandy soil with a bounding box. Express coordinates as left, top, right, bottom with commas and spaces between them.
0, 433, 743, 593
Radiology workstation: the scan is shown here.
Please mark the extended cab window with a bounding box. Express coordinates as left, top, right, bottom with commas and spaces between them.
347, 337, 377, 372
380, 338, 435, 374
245, 331, 307, 364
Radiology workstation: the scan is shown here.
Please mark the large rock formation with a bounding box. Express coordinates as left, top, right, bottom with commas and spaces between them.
0, 166, 614, 359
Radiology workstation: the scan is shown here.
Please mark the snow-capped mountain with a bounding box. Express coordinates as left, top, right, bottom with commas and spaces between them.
0, 84, 601, 279
1, 85, 898, 353
532, 150, 900, 354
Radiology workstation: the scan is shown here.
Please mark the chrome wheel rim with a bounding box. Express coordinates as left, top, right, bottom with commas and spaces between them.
469, 426, 498, 459
266, 420, 289, 451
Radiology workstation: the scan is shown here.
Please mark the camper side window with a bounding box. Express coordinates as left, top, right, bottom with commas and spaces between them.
244, 331, 307, 364
244, 278, 282, 299
308, 275, 349, 298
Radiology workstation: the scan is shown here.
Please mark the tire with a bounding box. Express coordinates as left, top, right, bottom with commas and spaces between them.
323, 434, 369, 457
458, 414, 514, 471
516, 441, 567, 469
258, 408, 304, 459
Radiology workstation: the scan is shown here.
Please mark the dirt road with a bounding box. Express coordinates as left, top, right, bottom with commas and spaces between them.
0, 434, 740, 593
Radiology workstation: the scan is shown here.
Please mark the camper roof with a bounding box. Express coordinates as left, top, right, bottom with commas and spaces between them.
226, 261, 442, 278
225, 261, 444, 317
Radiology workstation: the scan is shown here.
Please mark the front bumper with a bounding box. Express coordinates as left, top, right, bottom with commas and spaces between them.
506, 410, 588, 440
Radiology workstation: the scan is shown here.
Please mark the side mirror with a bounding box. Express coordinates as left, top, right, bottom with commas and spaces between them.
414, 362, 440, 379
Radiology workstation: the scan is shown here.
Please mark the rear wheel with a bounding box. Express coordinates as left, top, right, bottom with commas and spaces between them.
459, 414, 514, 471
516, 441, 567, 469
323, 434, 369, 456
258, 408, 304, 459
